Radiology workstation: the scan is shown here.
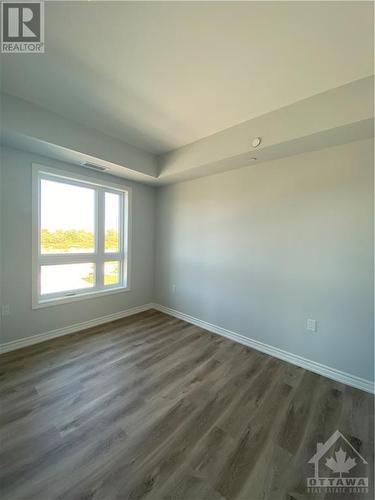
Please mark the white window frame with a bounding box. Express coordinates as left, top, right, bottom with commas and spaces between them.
32, 163, 131, 308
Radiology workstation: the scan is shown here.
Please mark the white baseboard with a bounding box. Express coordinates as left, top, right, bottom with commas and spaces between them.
0, 303, 154, 354
1, 302, 373, 394
153, 304, 374, 394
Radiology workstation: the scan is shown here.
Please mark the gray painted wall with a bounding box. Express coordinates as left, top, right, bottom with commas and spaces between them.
158, 77, 374, 180
2, 94, 157, 178
155, 139, 374, 381
0, 146, 156, 343
1, 139, 373, 383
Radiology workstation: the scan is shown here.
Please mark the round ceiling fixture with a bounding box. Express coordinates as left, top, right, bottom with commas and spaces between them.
252, 137, 261, 148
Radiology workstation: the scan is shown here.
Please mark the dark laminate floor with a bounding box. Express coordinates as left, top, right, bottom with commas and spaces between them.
0, 310, 373, 500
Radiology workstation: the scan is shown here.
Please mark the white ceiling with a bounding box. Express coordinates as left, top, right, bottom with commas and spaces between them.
1, 1, 373, 154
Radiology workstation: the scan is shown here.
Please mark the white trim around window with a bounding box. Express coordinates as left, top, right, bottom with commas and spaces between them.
32, 163, 132, 309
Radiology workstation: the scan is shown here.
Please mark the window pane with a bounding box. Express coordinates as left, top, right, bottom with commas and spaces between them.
104, 261, 120, 286
41, 263, 95, 295
105, 192, 120, 253
41, 179, 95, 254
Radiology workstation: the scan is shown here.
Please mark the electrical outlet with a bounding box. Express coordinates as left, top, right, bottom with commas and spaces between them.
307, 318, 317, 332
172, 284, 176, 294
1, 304, 10, 316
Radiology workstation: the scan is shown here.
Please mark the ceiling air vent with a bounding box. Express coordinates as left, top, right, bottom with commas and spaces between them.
81, 162, 109, 172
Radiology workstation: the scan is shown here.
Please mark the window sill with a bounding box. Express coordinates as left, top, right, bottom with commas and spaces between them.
32, 286, 131, 309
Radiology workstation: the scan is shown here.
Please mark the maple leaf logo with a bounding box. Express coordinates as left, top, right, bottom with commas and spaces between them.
325, 448, 357, 477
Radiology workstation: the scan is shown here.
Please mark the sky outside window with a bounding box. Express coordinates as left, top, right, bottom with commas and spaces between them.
40, 179, 120, 254
105, 192, 120, 253
41, 179, 95, 253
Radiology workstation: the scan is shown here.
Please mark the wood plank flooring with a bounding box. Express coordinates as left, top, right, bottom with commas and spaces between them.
0, 310, 373, 499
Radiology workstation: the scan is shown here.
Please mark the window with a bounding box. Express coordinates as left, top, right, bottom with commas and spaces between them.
32, 164, 130, 307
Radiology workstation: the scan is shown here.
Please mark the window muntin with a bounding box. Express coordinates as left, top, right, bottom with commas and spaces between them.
34, 167, 129, 305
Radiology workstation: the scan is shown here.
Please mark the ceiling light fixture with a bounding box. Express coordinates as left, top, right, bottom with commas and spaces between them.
252, 137, 262, 148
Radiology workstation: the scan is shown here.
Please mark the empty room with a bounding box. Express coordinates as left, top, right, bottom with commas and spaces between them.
0, 1, 374, 499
